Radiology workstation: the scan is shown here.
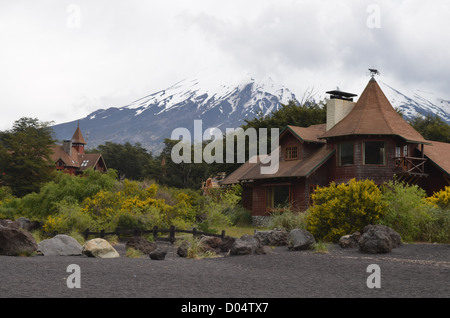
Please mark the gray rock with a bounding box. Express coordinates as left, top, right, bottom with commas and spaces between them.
288, 229, 316, 251
199, 235, 223, 253
0, 225, 38, 256
339, 232, 361, 249
149, 247, 167, 260
16, 217, 31, 231
37, 234, 83, 256
254, 229, 288, 246
219, 236, 236, 253
177, 240, 190, 257
359, 225, 402, 254
230, 235, 263, 256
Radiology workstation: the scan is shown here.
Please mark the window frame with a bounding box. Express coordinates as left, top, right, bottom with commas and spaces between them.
285, 145, 299, 161
338, 142, 355, 166
266, 185, 292, 210
363, 140, 386, 166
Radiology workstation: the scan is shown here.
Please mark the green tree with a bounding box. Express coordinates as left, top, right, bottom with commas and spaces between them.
409, 114, 450, 143
0, 118, 56, 197
242, 99, 327, 131
89, 142, 159, 181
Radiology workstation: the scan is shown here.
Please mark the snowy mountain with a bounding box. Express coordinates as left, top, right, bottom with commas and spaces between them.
380, 81, 450, 123
52, 73, 298, 154
51, 74, 450, 155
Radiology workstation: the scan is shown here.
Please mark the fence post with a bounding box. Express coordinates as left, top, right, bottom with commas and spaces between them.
221, 230, 225, 240
153, 226, 158, 241
100, 229, 105, 238
169, 225, 175, 243
84, 228, 89, 240
192, 227, 197, 238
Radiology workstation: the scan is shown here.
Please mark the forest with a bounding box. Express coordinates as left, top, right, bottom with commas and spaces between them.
0, 101, 449, 244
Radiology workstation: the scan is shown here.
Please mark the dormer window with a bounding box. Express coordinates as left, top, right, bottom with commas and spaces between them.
285, 146, 299, 160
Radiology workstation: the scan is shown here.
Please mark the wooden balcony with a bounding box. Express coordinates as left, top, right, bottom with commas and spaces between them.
394, 156, 428, 183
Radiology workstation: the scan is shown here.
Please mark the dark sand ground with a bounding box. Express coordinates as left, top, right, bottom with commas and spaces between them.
1, 242, 449, 300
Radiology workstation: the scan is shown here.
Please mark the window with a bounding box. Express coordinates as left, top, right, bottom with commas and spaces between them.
285, 146, 298, 160
339, 142, 354, 166
364, 141, 386, 165
403, 145, 408, 157
266, 186, 290, 209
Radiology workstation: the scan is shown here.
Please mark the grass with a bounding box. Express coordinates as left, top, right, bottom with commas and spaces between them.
222, 225, 269, 238
312, 241, 332, 253
126, 247, 145, 258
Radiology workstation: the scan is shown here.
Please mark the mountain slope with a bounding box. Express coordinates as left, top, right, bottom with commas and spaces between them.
52, 73, 298, 154
380, 82, 450, 123
52, 75, 450, 155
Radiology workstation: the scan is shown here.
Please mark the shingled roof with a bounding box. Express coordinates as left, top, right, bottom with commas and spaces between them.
71, 124, 87, 145
320, 78, 429, 144
424, 140, 450, 176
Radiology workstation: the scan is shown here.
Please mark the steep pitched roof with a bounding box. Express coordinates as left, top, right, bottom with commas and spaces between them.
423, 140, 450, 176
283, 124, 326, 143
320, 78, 428, 144
49, 145, 80, 168
71, 125, 87, 145
220, 146, 335, 184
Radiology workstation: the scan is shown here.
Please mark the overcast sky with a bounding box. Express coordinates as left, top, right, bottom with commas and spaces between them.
1, 0, 449, 130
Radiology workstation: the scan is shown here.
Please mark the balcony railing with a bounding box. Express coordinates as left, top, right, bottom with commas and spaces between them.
393, 156, 427, 176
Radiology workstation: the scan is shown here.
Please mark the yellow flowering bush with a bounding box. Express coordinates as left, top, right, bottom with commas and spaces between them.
426, 186, 450, 209
306, 179, 387, 242
82, 180, 196, 230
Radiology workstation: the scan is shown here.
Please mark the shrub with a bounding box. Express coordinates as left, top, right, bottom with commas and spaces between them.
82, 180, 197, 231
380, 180, 432, 242
420, 206, 450, 243
269, 209, 306, 232
426, 186, 450, 209
306, 179, 387, 242
42, 201, 94, 234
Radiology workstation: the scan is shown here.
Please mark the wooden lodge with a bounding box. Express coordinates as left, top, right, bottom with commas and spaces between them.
220, 75, 450, 223
50, 124, 107, 175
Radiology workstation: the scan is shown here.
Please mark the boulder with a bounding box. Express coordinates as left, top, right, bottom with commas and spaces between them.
126, 236, 157, 254
0, 225, 38, 256
16, 217, 32, 231
219, 236, 236, 253
199, 235, 223, 253
339, 232, 361, 249
287, 229, 315, 251
177, 240, 191, 257
254, 229, 288, 246
358, 225, 402, 254
230, 235, 263, 256
37, 234, 83, 256
149, 247, 167, 260
0, 219, 20, 229
82, 238, 120, 258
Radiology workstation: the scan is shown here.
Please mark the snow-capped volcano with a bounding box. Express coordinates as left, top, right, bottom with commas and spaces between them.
52, 73, 298, 154
380, 81, 450, 122
51, 73, 450, 155
124, 72, 295, 120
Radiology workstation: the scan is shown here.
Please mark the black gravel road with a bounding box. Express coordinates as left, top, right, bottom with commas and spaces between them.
0, 242, 449, 300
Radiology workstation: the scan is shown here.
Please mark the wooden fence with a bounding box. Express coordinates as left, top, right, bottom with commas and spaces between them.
48, 225, 226, 244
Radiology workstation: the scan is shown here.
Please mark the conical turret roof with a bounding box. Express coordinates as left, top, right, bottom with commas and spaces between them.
71, 124, 87, 145
321, 78, 428, 144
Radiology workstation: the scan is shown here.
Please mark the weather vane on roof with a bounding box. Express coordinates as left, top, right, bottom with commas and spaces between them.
368, 68, 380, 78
